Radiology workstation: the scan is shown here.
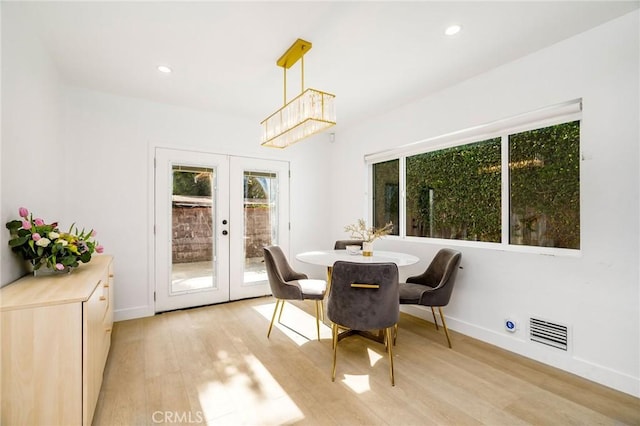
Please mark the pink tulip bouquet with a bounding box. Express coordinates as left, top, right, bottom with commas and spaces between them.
6, 207, 104, 272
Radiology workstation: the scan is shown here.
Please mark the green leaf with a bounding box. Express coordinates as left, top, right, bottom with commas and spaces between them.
79, 252, 92, 263
8, 235, 29, 247
6, 220, 23, 232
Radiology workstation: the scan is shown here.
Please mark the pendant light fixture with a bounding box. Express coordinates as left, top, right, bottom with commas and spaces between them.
261, 39, 336, 148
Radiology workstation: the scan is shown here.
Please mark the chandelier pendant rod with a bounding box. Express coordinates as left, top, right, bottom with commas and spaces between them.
301, 54, 305, 93
283, 67, 287, 106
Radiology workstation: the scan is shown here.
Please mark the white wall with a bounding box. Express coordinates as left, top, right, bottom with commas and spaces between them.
329, 11, 640, 397
58, 86, 332, 320
1, 4, 65, 285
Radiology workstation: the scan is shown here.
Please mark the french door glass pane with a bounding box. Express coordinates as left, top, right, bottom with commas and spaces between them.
243, 171, 278, 284
171, 165, 216, 293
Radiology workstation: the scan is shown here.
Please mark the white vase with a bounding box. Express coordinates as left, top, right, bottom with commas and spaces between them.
362, 241, 374, 257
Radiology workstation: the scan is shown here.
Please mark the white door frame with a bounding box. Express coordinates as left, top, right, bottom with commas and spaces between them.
154, 148, 290, 312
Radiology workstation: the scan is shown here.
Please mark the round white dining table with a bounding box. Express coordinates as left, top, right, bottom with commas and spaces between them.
296, 249, 419, 344
296, 249, 419, 267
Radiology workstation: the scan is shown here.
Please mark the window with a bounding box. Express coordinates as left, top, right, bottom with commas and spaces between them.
509, 121, 580, 249
368, 101, 581, 251
372, 160, 399, 235
405, 138, 501, 242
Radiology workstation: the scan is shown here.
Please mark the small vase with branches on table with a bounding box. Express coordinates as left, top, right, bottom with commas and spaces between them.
344, 219, 393, 256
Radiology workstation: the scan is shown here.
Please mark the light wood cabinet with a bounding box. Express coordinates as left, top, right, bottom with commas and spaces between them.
1, 255, 114, 426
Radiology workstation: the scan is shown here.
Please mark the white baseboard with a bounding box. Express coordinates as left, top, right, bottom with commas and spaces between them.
400, 306, 640, 398
114, 305, 154, 322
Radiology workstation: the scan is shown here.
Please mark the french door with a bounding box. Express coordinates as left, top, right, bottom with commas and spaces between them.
154, 148, 289, 312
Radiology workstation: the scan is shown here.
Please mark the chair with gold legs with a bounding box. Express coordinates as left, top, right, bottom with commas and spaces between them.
396, 248, 462, 348
264, 246, 326, 341
327, 261, 399, 385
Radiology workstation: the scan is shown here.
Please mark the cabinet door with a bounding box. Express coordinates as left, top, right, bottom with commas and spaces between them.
1, 303, 83, 425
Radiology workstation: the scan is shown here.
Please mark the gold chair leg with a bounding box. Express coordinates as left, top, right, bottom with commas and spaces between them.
278, 300, 285, 322
385, 327, 395, 386
393, 323, 398, 345
431, 306, 439, 330
331, 322, 339, 381
439, 307, 452, 348
267, 299, 282, 338
315, 300, 321, 341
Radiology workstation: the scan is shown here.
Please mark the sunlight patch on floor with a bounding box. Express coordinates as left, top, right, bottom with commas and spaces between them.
198, 354, 304, 425
253, 301, 332, 345
367, 347, 384, 367
342, 374, 371, 394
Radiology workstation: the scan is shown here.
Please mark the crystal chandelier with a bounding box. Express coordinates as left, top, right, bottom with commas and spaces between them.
261, 39, 336, 149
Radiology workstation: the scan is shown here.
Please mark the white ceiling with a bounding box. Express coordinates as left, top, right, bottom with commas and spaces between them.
11, 1, 639, 129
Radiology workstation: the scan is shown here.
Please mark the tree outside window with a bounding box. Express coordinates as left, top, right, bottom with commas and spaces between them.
372, 160, 399, 235
405, 138, 502, 242
509, 121, 580, 249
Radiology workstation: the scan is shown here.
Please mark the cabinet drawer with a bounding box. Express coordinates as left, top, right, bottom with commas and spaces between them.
102, 268, 114, 326
102, 265, 114, 366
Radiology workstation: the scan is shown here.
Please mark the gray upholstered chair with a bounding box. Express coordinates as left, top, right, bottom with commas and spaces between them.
397, 248, 462, 348
334, 240, 365, 250
263, 246, 326, 341
327, 261, 399, 385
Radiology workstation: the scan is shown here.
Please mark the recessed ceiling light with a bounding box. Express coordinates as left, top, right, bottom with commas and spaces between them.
157, 65, 172, 73
445, 25, 462, 36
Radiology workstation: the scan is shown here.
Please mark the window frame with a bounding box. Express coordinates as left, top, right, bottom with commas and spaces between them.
366, 99, 582, 257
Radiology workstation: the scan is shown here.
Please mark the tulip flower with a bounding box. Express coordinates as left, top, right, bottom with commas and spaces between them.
7, 208, 102, 272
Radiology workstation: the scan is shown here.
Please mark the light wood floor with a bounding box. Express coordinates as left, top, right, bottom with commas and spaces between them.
93, 297, 640, 426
